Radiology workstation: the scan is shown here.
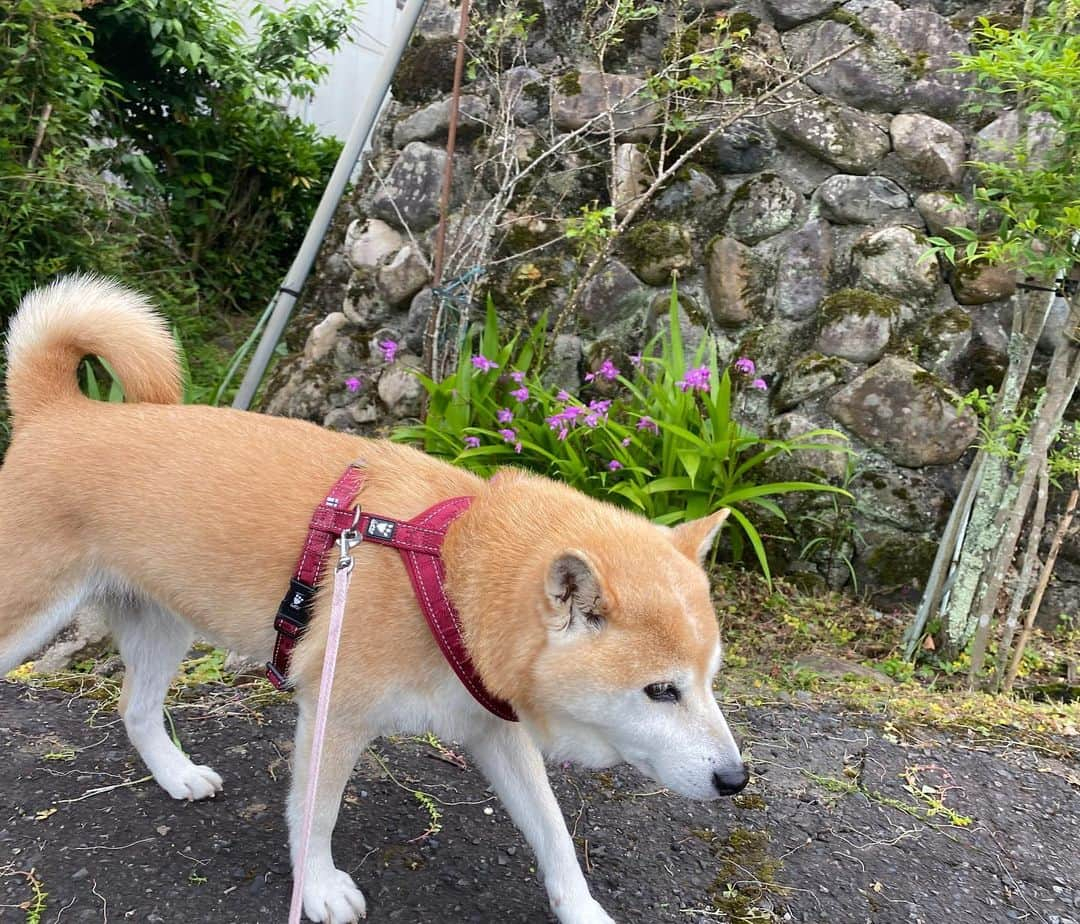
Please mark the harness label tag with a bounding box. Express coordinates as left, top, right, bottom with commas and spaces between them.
366, 518, 397, 541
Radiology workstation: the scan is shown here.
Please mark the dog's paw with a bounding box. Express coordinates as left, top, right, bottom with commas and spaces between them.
553, 898, 616, 924
550, 895, 616, 924
159, 763, 224, 801
303, 868, 367, 923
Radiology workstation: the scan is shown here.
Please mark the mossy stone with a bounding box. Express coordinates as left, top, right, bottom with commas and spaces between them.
392, 36, 458, 104
620, 221, 693, 286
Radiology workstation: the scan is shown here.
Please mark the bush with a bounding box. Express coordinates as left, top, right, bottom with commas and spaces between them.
394, 286, 850, 579
0, 0, 356, 403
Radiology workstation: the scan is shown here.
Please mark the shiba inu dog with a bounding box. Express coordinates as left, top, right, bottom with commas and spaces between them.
0, 276, 748, 924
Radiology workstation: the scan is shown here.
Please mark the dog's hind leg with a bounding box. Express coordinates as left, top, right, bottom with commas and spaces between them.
466, 721, 615, 924
0, 562, 93, 676
288, 693, 370, 924
108, 600, 223, 801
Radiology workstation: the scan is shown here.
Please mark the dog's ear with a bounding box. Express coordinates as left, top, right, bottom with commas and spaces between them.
545, 549, 606, 636
670, 508, 731, 566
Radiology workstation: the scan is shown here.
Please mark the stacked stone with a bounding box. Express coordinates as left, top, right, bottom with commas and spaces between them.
265, 0, 1063, 605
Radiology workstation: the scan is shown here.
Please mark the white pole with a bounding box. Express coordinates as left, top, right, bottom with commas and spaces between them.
233, 0, 427, 410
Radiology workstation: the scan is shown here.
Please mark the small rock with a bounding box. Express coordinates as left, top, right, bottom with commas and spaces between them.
580, 260, 650, 332
950, 263, 1017, 305
812, 174, 910, 225
392, 94, 489, 147
776, 352, 855, 411
621, 221, 693, 285
345, 219, 403, 270
769, 94, 891, 174
891, 113, 966, 186
504, 66, 545, 125
775, 219, 833, 320
700, 120, 775, 174
816, 288, 899, 363
853, 225, 940, 301
827, 355, 978, 466
762, 0, 840, 29
377, 356, 425, 418
304, 313, 351, 363
551, 71, 659, 142
725, 173, 801, 244
377, 245, 431, 307
611, 143, 649, 218
705, 236, 757, 326
371, 142, 456, 232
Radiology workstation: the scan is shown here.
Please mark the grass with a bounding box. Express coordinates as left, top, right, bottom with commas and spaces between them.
714, 570, 1080, 752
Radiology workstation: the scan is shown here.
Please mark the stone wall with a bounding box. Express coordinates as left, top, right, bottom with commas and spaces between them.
263, 0, 1077, 617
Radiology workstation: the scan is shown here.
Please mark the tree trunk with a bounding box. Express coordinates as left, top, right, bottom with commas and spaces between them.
993, 456, 1050, 688
1003, 479, 1080, 691
938, 289, 1056, 657
966, 331, 1080, 686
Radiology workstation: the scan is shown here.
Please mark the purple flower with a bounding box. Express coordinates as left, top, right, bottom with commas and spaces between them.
345, 376, 362, 393
509, 370, 526, 384
496, 408, 514, 424
636, 416, 660, 434
584, 413, 600, 428
562, 405, 584, 420
676, 365, 711, 393
621, 436, 632, 447
514, 441, 522, 454
379, 340, 399, 364
734, 357, 755, 376
629, 353, 643, 370
464, 436, 481, 449
608, 459, 623, 471
585, 358, 621, 383
510, 386, 530, 403
498, 428, 517, 443
588, 399, 612, 415
472, 354, 499, 372
751, 377, 768, 391
557, 427, 569, 441
557, 389, 572, 402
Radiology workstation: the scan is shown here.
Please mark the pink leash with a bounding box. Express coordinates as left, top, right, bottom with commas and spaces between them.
287, 523, 360, 924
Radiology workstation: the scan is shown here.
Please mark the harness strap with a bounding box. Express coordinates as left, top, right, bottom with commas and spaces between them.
267, 465, 365, 690
267, 468, 517, 723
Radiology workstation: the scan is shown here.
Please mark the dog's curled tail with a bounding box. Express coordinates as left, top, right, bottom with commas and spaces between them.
5, 274, 183, 426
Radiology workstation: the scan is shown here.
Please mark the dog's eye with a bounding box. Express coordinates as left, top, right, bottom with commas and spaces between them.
644, 682, 680, 703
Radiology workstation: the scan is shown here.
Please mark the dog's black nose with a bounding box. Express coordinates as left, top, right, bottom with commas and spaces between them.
713, 765, 749, 796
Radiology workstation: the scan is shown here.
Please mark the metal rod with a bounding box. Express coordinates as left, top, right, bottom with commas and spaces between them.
232, 0, 429, 410
423, 0, 471, 381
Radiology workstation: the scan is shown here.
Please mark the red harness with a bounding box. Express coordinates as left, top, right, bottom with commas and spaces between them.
267, 466, 517, 723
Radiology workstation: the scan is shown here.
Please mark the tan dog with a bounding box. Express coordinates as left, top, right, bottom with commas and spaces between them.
0, 276, 748, 924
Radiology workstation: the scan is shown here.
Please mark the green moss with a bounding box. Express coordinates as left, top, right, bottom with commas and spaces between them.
907, 50, 931, 78
791, 351, 849, 378
725, 12, 761, 34
912, 368, 950, 392
827, 9, 877, 43
926, 307, 973, 338
392, 35, 458, 104
819, 288, 900, 325
620, 220, 691, 283
500, 220, 557, 257
863, 538, 937, 590
705, 827, 784, 922
556, 69, 581, 96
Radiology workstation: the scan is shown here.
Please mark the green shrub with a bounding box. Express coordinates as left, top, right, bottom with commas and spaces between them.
394, 285, 850, 579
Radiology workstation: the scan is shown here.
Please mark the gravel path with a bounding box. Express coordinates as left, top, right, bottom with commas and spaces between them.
1, 681, 1077, 923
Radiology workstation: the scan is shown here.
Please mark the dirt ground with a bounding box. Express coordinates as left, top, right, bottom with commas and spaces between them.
1, 679, 1077, 924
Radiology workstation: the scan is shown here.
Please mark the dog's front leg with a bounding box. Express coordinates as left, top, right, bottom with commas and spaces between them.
468, 722, 616, 924
289, 696, 371, 924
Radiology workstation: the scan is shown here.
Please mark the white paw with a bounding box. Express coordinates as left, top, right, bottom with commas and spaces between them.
553, 897, 616, 924
158, 763, 224, 801
303, 867, 367, 923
